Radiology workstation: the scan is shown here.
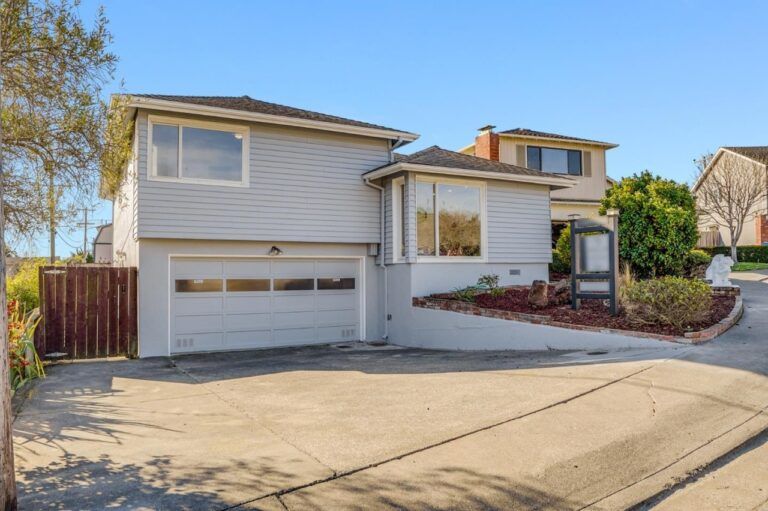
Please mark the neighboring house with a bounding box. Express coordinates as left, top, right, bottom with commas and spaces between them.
109, 94, 573, 357
459, 126, 617, 241
693, 146, 768, 247
93, 223, 113, 263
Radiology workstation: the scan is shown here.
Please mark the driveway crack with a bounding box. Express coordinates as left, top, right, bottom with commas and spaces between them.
224, 363, 658, 509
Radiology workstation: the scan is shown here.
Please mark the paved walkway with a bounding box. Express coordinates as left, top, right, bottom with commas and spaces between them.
11, 272, 768, 510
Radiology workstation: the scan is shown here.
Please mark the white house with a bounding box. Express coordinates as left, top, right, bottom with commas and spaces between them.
109, 94, 574, 357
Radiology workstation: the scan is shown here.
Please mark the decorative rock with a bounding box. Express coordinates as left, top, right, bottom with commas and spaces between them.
528, 280, 549, 308
705, 254, 734, 287
553, 279, 571, 305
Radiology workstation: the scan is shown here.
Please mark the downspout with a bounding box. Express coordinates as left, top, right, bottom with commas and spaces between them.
364, 178, 388, 340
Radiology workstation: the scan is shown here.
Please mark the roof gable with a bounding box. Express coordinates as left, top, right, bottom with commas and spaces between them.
366, 146, 574, 189
499, 128, 617, 148
124, 94, 418, 141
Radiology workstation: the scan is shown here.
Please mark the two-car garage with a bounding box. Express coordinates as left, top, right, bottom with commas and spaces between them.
170, 257, 362, 354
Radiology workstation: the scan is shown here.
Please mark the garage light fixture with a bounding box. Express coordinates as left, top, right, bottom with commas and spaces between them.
268, 246, 283, 256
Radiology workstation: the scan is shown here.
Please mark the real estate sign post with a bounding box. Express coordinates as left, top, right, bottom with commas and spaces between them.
569, 211, 619, 315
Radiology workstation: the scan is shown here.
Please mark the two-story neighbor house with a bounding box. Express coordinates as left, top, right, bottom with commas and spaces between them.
110, 95, 573, 357
693, 146, 768, 247
459, 126, 617, 241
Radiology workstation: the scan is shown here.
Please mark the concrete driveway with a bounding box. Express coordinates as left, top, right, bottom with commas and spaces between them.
12, 272, 768, 510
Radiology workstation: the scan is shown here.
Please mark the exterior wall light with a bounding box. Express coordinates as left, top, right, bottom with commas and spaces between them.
268, 246, 283, 256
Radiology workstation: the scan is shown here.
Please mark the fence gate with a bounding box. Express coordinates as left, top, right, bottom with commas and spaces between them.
35, 266, 138, 359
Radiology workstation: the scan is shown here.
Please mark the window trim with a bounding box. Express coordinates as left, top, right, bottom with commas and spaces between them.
392, 177, 406, 263
148, 114, 250, 188
414, 176, 487, 263
525, 145, 583, 177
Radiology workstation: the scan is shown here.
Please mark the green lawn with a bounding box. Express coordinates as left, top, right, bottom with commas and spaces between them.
732, 262, 768, 272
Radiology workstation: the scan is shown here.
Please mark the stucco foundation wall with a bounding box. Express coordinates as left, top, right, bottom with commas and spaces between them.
136, 239, 383, 357
392, 307, 673, 351
409, 263, 548, 296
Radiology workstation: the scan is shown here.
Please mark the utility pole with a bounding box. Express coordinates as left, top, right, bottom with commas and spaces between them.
76, 207, 95, 258
47, 161, 55, 264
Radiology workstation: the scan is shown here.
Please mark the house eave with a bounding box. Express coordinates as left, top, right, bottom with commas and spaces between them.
498, 133, 619, 149
364, 162, 576, 190
122, 95, 419, 143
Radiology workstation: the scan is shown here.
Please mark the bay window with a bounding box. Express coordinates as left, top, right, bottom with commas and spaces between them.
149, 116, 249, 186
416, 179, 483, 259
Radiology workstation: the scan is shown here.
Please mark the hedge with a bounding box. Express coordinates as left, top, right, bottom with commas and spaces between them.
703, 245, 768, 262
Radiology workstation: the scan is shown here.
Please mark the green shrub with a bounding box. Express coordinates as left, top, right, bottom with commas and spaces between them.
555, 225, 571, 269
703, 245, 768, 263
550, 249, 570, 274
452, 286, 477, 303
623, 276, 712, 331
683, 249, 711, 277
8, 258, 46, 312
600, 171, 698, 278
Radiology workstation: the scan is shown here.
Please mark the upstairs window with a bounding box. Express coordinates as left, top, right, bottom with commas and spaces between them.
527, 146, 582, 176
149, 116, 249, 186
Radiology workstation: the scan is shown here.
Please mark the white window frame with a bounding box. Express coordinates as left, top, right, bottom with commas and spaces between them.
392, 177, 406, 263
415, 176, 488, 263
148, 114, 250, 188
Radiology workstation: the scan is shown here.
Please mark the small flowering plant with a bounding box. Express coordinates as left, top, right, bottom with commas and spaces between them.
7, 300, 45, 393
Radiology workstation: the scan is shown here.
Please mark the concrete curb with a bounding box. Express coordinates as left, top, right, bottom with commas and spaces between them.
413, 294, 744, 346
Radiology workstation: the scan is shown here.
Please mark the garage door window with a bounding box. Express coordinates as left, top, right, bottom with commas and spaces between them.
274, 278, 315, 291
318, 278, 355, 290
226, 279, 270, 292
175, 279, 223, 292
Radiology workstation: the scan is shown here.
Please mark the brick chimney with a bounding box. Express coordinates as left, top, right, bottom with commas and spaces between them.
475, 125, 499, 161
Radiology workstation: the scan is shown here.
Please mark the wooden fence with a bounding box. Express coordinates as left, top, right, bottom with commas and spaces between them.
35, 266, 138, 359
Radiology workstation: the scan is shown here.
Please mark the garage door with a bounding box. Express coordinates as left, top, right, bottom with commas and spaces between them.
171, 258, 361, 353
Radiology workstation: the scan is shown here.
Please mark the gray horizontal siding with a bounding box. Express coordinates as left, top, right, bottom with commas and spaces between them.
487, 181, 552, 263
135, 111, 389, 243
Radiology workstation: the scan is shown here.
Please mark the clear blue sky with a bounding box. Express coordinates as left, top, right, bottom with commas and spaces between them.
35, 0, 768, 256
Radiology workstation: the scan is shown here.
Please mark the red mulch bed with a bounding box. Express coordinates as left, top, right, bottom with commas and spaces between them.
431, 286, 735, 337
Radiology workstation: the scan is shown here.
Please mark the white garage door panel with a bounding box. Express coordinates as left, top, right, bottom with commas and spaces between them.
225, 296, 270, 314
273, 327, 316, 344
175, 296, 223, 315
224, 313, 271, 330
317, 308, 357, 325
171, 257, 361, 354
176, 314, 224, 335
317, 293, 356, 310
175, 260, 222, 276
272, 294, 315, 311
226, 330, 271, 346
224, 260, 270, 276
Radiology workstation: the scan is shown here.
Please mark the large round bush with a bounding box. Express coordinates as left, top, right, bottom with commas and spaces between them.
623, 276, 711, 331
600, 171, 698, 277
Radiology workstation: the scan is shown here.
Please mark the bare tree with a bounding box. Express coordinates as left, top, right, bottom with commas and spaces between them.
695, 151, 768, 262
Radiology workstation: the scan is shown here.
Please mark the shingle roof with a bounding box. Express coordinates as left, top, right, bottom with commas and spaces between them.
130, 94, 415, 135
723, 146, 768, 165
384, 145, 572, 181
499, 128, 617, 147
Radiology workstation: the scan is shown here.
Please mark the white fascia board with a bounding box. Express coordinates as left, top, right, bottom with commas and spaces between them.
499, 132, 619, 149
124, 96, 419, 143
364, 162, 576, 189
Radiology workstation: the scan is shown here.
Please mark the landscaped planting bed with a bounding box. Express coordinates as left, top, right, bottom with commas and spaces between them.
430, 286, 736, 337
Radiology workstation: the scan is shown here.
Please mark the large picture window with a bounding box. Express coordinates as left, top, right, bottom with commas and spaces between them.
149, 116, 249, 186
526, 146, 581, 176
416, 179, 483, 259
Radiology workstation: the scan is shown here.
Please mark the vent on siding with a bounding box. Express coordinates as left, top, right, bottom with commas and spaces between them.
509, 269, 521, 276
